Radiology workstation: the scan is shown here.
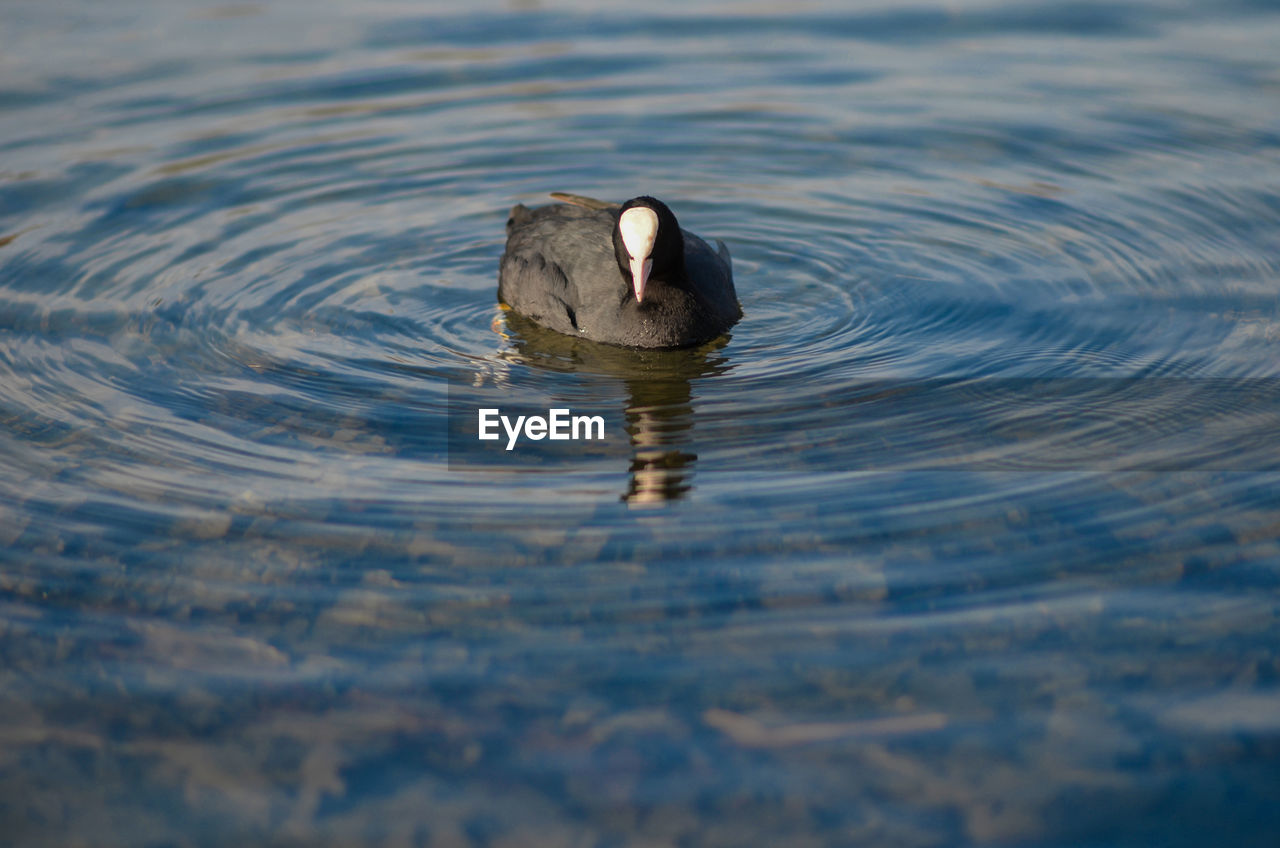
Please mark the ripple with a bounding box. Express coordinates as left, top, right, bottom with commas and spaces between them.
5, 4, 1280, 844
4, 4, 1279, 510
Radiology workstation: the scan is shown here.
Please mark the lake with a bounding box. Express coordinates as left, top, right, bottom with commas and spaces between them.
2, 0, 1279, 845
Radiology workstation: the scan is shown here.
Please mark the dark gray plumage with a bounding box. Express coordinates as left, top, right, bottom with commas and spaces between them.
497, 193, 740, 348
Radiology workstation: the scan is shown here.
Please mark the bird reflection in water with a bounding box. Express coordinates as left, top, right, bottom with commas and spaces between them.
493, 310, 732, 505
621, 376, 699, 506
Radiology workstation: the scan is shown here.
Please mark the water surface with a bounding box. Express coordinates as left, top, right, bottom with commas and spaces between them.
3, 1, 1280, 845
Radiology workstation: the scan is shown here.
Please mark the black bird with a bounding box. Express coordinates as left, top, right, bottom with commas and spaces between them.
498, 193, 740, 348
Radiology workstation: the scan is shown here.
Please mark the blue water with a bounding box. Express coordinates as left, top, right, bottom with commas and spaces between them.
3, 1, 1280, 845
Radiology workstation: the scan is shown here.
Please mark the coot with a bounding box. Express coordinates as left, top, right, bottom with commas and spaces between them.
498, 193, 740, 348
